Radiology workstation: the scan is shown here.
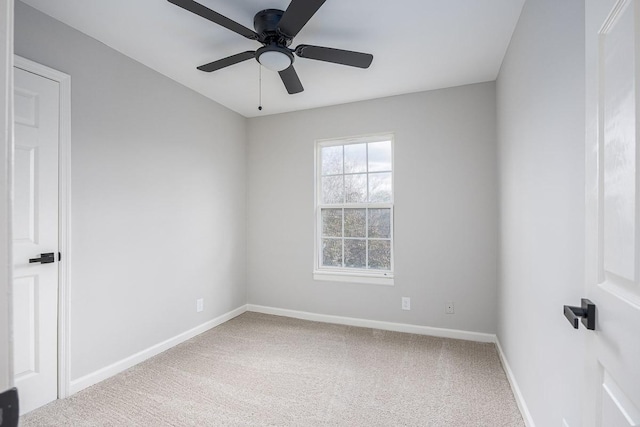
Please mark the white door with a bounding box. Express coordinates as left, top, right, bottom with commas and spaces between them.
13, 66, 60, 414
585, 0, 640, 426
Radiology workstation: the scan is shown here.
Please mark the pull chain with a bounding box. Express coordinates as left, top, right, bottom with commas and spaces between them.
258, 64, 263, 111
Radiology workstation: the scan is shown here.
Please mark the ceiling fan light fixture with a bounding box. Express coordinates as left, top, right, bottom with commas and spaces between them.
256, 46, 293, 72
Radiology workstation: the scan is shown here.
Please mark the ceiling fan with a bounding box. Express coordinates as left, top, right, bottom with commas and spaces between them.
167, 0, 374, 94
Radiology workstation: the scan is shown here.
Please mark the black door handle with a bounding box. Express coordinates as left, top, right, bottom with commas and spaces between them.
29, 252, 55, 264
564, 298, 596, 330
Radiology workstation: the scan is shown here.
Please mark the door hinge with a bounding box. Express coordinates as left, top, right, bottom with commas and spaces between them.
58, 252, 61, 262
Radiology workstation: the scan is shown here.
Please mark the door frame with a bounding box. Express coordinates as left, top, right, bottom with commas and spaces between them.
0, 0, 14, 394
14, 55, 71, 399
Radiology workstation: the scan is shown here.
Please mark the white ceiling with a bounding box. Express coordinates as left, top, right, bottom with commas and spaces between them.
20, 0, 525, 118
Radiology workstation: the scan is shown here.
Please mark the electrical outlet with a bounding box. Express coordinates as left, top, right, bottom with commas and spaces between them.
445, 302, 455, 314
196, 298, 204, 313
402, 297, 411, 311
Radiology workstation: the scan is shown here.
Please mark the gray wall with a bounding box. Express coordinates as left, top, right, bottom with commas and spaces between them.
15, 2, 247, 380
496, 0, 585, 425
247, 83, 499, 334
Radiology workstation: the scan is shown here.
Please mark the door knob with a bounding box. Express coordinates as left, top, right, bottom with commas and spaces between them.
29, 252, 55, 264
564, 298, 596, 330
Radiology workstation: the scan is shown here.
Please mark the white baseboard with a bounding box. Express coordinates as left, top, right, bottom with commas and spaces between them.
495, 338, 536, 427
246, 304, 496, 343
69, 305, 247, 395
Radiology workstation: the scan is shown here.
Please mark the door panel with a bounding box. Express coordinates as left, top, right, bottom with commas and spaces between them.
586, 0, 640, 425
12, 275, 37, 380
602, 0, 637, 283
12, 67, 60, 414
602, 371, 640, 426
13, 146, 37, 243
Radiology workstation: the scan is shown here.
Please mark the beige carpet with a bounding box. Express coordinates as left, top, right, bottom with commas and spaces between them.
22, 312, 524, 426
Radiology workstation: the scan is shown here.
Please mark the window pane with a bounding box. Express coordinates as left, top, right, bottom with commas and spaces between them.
344, 209, 366, 237
345, 239, 366, 268
322, 239, 342, 267
322, 176, 344, 204
322, 209, 342, 237
345, 173, 367, 203
368, 240, 391, 270
344, 143, 367, 173
368, 172, 392, 203
368, 140, 392, 172
321, 145, 343, 175
368, 208, 391, 238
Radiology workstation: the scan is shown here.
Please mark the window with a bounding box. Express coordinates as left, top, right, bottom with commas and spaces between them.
314, 134, 394, 285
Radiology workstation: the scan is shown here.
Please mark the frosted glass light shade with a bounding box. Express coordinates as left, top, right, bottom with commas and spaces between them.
258, 51, 292, 71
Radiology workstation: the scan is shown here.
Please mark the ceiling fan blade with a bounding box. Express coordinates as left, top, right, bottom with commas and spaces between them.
167, 0, 258, 40
295, 45, 373, 69
197, 51, 256, 72
277, 0, 326, 38
278, 65, 304, 94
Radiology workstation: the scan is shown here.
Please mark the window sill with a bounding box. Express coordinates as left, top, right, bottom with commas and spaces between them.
313, 270, 394, 286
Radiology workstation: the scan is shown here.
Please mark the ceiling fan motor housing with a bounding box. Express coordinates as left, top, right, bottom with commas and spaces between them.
254, 9, 291, 46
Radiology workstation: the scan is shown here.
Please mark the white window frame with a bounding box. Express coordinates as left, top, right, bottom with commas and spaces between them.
313, 133, 395, 286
